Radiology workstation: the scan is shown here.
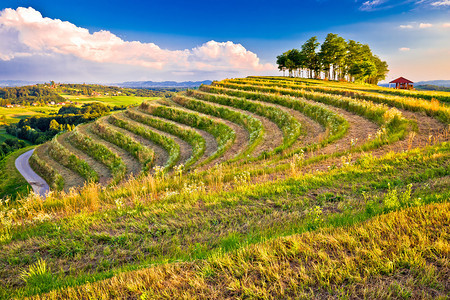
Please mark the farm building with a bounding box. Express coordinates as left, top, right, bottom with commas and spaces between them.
390, 77, 414, 90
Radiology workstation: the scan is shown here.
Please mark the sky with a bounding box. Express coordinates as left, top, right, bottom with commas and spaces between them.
0, 0, 449, 83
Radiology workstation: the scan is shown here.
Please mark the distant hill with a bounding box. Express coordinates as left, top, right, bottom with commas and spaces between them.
1, 80, 213, 89
415, 84, 450, 92
0, 80, 43, 87
379, 80, 450, 90
415, 80, 450, 88
115, 80, 213, 88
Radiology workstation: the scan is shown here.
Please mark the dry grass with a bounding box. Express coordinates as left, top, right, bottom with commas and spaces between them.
35, 202, 449, 299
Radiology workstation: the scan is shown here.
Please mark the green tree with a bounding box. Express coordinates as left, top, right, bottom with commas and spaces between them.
276, 53, 288, 76
319, 33, 347, 80
300, 36, 320, 78
49, 119, 61, 132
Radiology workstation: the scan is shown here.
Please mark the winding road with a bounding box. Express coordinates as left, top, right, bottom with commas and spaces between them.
15, 149, 49, 197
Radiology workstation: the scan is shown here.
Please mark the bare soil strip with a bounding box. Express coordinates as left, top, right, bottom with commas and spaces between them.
135, 108, 218, 167
183, 95, 284, 157
35, 143, 85, 191
305, 100, 378, 158
371, 110, 449, 157
100, 116, 168, 168
244, 97, 326, 149
58, 133, 112, 185
78, 123, 142, 177
116, 113, 193, 166
166, 101, 250, 166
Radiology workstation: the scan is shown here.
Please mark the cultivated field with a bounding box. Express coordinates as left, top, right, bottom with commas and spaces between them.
1, 77, 449, 298
0, 106, 60, 125
61, 95, 159, 106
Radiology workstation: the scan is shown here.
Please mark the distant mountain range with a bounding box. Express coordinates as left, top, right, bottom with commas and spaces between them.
415, 80, 450, 88
0, 80, 213, 88
114, 80, 213, 88
0, 80, 43, 87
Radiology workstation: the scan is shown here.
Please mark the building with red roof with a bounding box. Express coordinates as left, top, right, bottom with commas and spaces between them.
389, 77, 414, 90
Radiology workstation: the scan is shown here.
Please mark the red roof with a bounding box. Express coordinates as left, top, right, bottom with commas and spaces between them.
390, 77, 414, 84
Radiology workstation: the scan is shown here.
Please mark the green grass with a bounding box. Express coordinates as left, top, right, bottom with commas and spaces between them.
0, 141, 448, 298
63, 95, 159, 106
0, 147, 33, 200
0, 128, 21, 143
40, 202, 449, 299
0, 106, 60, 124
0, 96, 157, 126
1, 77, 448, 299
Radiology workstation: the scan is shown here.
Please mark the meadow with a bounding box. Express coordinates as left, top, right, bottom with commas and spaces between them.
0, 77, 448, 299
61, 95, 159, 106
0, 106, 60, 125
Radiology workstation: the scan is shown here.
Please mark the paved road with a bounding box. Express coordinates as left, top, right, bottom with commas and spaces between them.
15, 149, 49, 197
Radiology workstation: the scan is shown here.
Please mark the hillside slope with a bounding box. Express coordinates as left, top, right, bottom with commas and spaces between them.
1, 77, 449, 298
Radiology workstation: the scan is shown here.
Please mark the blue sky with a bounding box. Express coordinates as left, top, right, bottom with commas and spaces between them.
0, 0, 449, 82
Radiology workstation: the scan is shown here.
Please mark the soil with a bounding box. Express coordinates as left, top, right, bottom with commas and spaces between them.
58, 132, 112, 185
78, 123, 142, 177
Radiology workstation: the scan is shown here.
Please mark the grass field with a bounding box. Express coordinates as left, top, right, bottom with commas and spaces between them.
0, 77, 448, 299
0, 96, 158, 126
62, 95, 159, 106
0, 128, 19, 143
0, 146, 33, 200
0, 106, 60, 125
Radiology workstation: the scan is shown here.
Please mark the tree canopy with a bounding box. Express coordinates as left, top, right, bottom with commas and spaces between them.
276, 33, 389, 84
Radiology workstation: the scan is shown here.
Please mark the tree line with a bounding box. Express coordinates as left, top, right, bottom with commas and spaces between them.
0, 85, 64, 106
0, 138, 27, 160
276, 33, 388, 84
6, 103, 122, 144
56, 84, 172, 98
0, 83, 172, 106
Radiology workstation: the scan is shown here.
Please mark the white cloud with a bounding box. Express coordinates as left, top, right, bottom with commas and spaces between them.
443, 23, 450, 27
431, 0, 450, 6
399, 47, 411, 51
360, 0, 386, 11
399, 24, 413, 29
419, 23, 433, 28
0, 7, 274, 75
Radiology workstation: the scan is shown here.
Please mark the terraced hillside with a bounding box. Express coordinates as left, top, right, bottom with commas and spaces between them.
2, 77, 449, 299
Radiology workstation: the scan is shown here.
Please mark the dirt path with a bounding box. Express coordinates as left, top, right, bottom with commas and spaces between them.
35, 144, 85, 191
78, 123, 142, 177
58, 133, 112, 185
101, 116, 168, 168
117, 112, 193, 167
242, 97, 326, 150
165, 101, 249, 166
371, 110, 449, 157
135, 107, 218, 167
15, 149, 49, 197
181, 94, 285, 157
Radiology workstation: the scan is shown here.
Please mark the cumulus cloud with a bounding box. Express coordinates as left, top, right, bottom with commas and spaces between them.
419, 23, 433, 28
431, 0, 450, 6
399, 24, 413, 29
0, 7, 274, 77
443, 23, 450, 27
399, 47, 411, 51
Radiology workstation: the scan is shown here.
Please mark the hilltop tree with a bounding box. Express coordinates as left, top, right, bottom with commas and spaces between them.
300, 36, 320, 78
319, 33, 347, 80
276, 53, 287, 76
277, 34, 388, 84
